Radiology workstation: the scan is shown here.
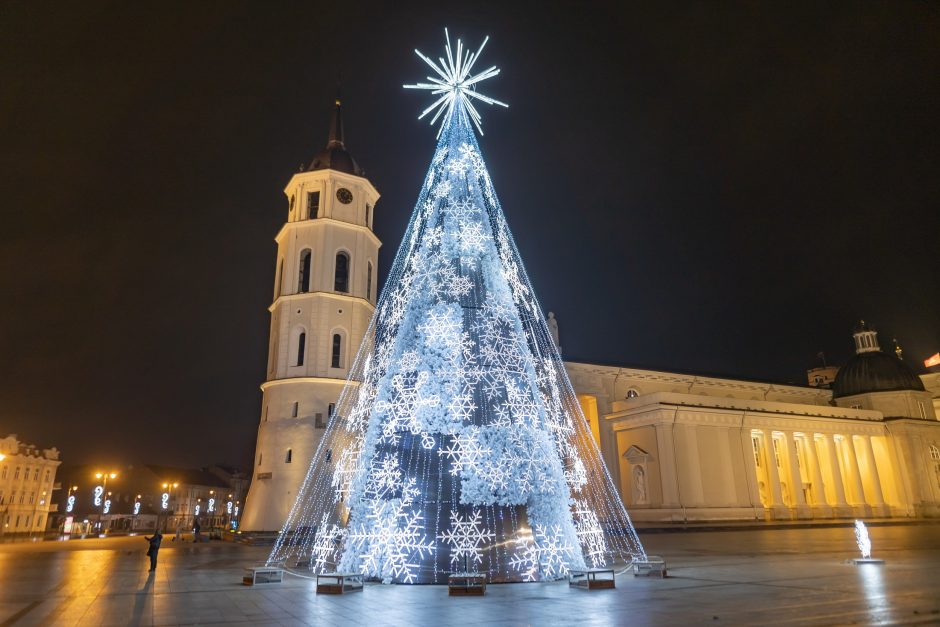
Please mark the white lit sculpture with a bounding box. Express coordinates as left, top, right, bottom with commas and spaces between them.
267, 29, 646, 584
855, 520, 871, 559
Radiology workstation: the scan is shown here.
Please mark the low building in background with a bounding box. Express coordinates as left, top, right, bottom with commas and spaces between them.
53, 463, 248, 535
0, 434, 61, 535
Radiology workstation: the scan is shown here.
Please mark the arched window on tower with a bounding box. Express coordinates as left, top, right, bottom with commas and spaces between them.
298, 249, 312, 293
296, 332, 306, 366
367, 261, 373, 301
334, 252, 349, 293
365, 203, 372, 227
331, 333, 343, 368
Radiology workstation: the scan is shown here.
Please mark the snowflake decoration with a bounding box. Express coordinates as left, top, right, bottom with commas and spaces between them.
573, 503, 608, 568
309, 514, 346, 572
438, 509, 495, 567
346, 482, 436, 584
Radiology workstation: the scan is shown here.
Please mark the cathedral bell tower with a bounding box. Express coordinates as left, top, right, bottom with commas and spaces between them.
241, 100, 381, 531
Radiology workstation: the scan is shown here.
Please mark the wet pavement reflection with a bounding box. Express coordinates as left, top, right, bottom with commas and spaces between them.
0, 523, 938, 625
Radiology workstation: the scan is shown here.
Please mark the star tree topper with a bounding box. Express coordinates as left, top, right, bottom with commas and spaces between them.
404, 28, 508, 136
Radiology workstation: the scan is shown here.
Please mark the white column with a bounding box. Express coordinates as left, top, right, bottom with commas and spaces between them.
762, 433, 785, 508
681, 424, 705, 507
844, 436, 866, 506
785, 432, 808, 509
824, 435, 849, 507
654, 423, 680, 508
804, 435, 827, 506
739, 429, 762, 508
862, 436, 885, 507
715, 427, 736, 506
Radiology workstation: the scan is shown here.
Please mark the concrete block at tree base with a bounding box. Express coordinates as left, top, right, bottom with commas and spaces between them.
633, 556, 667, 577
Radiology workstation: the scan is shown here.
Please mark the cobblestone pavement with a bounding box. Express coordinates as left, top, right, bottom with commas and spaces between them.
1, 524, 939, 626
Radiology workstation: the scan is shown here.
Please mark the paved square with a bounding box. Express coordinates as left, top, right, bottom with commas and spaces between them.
1, 523, 939, 626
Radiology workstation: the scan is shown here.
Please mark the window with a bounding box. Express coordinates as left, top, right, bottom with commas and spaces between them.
285, 449, 292, 464
296, 332, 306, 366
307, 191, 320, 219
334, 252, 349, 293
33, 468, 39, 481
258, 453, 263, 466
291, 402, 299, 418
275, 259, 284, 298
37, 515, 43, 529
329, 402, 336, 417
626, 389, 639, 399
367, 261, 373, 301
1, 466, 5, 479
298, 249, 312, 293
365, 203, 371, 226
331, 334, 342, 368
751, 436, 762, 468
44, 470, 50, 483
289, 194, 295, 213
772, 438, 782, 468
14, 467, 19, 480
28, 492, 35, 505
0, 491, 4, 505
929, 445, 940, 461
315, 413, 325, 429
326, 449, 333, 463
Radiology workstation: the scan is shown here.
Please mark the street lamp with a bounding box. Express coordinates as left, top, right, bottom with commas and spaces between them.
93, 471, 118, 535
160, 482, 179, 532
0, 454, 6, 536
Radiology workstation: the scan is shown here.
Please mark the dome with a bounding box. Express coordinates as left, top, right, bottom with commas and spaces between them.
307, 99, 364, 177
308, 144, 362, 176
832, 349, 926, 399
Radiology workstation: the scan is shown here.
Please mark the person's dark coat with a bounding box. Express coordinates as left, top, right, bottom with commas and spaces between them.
146, 532, 163, 556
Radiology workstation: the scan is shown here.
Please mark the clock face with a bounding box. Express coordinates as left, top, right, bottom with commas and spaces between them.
336, 188, 353, 204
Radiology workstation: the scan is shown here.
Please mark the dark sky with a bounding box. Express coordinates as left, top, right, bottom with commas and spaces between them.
1, 2, 938, 469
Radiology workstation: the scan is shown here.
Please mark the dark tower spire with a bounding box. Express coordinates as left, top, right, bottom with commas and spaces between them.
328, 98, 344, 148
307, 97, 362, 176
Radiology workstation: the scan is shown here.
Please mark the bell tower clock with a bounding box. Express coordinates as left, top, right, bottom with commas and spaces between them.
241, 100, 381, 532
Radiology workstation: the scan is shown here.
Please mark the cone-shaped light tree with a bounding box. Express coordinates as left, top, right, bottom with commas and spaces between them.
269, 30, 646, 584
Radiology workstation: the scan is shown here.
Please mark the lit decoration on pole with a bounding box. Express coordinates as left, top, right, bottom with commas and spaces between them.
855, 520, 872, 559
268, 29, 646, 583
93, 486, 103, 507
66, 495, 76, 513
161, 493, 169, 510
103, 499, 111, 514
208, 498, 216, 513
226, 501, 233, 515
194, 504, 200, 517
133, 501, 141, 516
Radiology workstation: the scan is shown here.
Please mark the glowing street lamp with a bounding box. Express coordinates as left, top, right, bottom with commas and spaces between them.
160, 482, 179, 531
93, 470, 118, 533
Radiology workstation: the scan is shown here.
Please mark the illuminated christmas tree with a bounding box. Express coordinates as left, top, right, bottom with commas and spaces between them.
269, 30, 646, 583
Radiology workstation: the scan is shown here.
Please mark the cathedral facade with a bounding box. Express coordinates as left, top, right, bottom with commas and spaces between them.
569, 323, 940, 522
242, 104, 940, 530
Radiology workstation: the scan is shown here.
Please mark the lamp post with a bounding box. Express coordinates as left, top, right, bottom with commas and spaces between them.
93, 471, 118, 535
160, 482, 179, 533
0, 454, 6, 537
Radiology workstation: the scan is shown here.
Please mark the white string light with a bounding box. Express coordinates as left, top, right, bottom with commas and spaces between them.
268, 31, 645, 583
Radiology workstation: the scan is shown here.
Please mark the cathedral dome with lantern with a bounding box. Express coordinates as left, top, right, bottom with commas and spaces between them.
832, 321, 926, 399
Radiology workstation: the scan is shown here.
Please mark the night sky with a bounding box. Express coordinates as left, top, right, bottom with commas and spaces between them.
2, 2, 938, 469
